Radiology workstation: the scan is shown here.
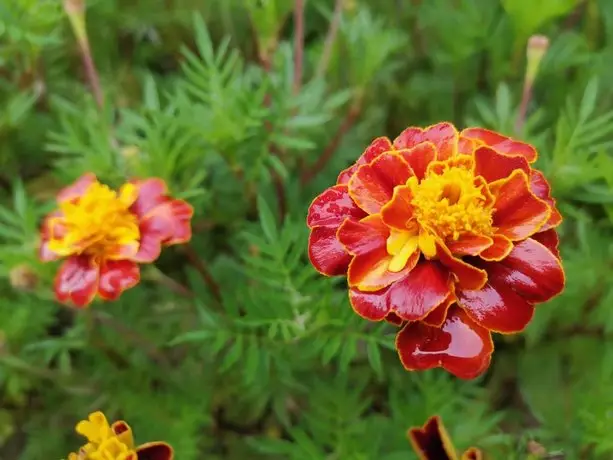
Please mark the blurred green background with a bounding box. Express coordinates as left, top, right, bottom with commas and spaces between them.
1, 0, 613, 458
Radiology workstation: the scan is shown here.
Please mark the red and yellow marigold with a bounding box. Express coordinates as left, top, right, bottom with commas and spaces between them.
408, 415, 482, 460
306, 122, 564, 379
67, 411, 173, 460
39, 173, 193, 308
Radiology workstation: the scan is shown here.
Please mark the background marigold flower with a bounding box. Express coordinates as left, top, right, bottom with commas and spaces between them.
306, 122, 564, 378
408, 415, 483, 460
39, 174, 193, 308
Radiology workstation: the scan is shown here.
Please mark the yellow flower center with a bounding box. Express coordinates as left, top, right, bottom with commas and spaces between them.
68, 412, 137, 460
48, 181, 140, 261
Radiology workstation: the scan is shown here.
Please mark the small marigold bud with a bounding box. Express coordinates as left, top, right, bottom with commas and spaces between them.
526, 35, 550, 85
63, 0, 84, 14
527, 440, 547, 457
9, 264, 38, 291
120, 145, 140, 159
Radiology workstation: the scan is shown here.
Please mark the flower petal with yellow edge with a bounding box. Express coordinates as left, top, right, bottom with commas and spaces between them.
393, 122, 459, 161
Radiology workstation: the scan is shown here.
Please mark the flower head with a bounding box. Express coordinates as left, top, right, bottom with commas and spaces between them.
67, 411, 174, 460
408, 415, 482, 460
307, 122, 564, 378
40, 174, 193, 308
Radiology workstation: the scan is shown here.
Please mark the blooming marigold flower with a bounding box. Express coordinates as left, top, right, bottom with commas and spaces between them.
408, 415, 483, 460
306, 122, 564, 379
67, 411, 174, 460
39, 173, 193, 308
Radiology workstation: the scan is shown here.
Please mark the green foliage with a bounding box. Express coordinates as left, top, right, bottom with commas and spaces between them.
0, 0, 613, 459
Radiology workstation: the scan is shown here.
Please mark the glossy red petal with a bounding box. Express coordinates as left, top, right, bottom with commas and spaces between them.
460, 127, 537, 162
446, 233, 493, 257
97, 260, 140, 301
457, 277, 535, 333
306, 185, 366, 228
398, 142, 437, 180
437, 242, 487, 290
54, 255, 100, 308
532, 229, 560, 259
486, 237, 565, 303
380, 185, 414, 229
337, 137, 394, 185
473, 146, 530, 183
396, 306, 493, 380
408, 416, 458, 460
479, 234, 513, 261
491, 170, 550, 241
349, 287, 390, 321
337, 215, 388, 255
129, 178, 168, 218
388, 261, 451, 321
393, 122, 459, 161
56, 173, 97, 203
530, 170, 563, 230
348, 153, 413, 214
308, 226, 352, 276
423, 294, 455, 327
135, 442, 174, 460
348, 249, 418, 292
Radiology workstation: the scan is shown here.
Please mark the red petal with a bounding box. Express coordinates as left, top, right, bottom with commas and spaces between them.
337, 215, 388, 255
385, 312, 405, 326
491, 170, 550, 241
486, 237, 565, 303
348, 153, 413, 214
408, 416, 459, 460
437, 243, 487, 290
337, 137, 394, 185
162, 199, 193, 245
423, 294, 455, 327
129, 178, 168, 218
97, 260, 140, 301
57, 173, 97, 203
307, 185, 366, 228
135, 442, 174, 460
458, 136, 478, 155
396, 306, 493, 380
532, 229, 560, 259
462, 448, 484, 460
473, 146, 530, 183
54, 255, 100, 308
398, 142, 437, 180
380, 185, 414, 229
388, 261, 451, 321
457, 277, 535, 333
393, 122, 459, 161
308, 226, 351, 276
39, 212, 65, 262
479, 234, 513, 261
446, 233, 493, 256
460, 127, 537, 162
530, 170, 563, 230
348, 248, 418, 291
349, 287, 390, 321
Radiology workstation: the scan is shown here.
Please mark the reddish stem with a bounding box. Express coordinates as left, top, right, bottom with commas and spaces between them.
78, 40, 104, 109
184, 243, 222, 302
515, 79, 532, 135
316, 0, 343, 78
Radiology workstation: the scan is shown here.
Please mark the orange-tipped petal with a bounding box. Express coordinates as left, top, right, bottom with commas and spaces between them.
436, 242, 487, 290
460, 127, 537, 162
349, 287, 390, 321
306, 185, 366, 228
97, 260, 140, 301
337, 215, 389, 255
135, 442, 174, 460
532, 228, 560, 259
446, 233, 493, 257
348, 153, 413, 214
491, 170, 550, 241
393, 122, 459, 161
337, 137, 394, 185
398, 142, 437, 180
129, 178, 168, 218
308, 226, 352, 276
57, 173, 97, 203
388, 261, 451, 321
380, 185, 415, 229
422, 294, 455, 327
348, 249, 417, 292
529, 170, 563, 231
396, 305, 493, 379
479, 234, 513, 261
408, 415, 459, 460
473, 145, 530, 183
54, 255, 100, 308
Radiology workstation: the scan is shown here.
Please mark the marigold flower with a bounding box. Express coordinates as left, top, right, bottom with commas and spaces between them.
408, 415, 482, 460
67, 411, 174, 460
39, 173, 193, 308
306, 122, 564, 378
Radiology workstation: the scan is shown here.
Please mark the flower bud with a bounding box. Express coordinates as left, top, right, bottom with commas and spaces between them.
9, 264, 38, 292
525, 35, 550, 85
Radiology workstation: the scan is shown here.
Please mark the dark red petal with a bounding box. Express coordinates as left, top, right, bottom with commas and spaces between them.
408, 416, 458, 460
462, 448, 484, 460
380, 185, 414, 229
457, 277, 535, 333
349, 287, 390, 321
437, 242, 487, 290
479, 234, 513, 261
460, 127, 537, 162
384, 312, 405, 326
337, 137, 394, 185
129, 178, 168, 218
54, 255, 100, 308
337, 215, 388, 255
532, 229, 560, 259
306, 185, 366, 228
97, 260, 140, 301
396, 306, 493, 380
57, 173, 97, 203
348, 153, 413, 214
487, 237, 565, 303
473, 146, 530, 183
388, 261, 451, 321
308, 226, 351, 276
422, 294, 455, 327
398, 142, 437, 180
530, 170, 563, 230
491, 170, 550, 241
393, 122, 459, 161
111, 421, 130, 435
348, 248, 417, 291
446, 233, 493, 257
135, 442, 174, 460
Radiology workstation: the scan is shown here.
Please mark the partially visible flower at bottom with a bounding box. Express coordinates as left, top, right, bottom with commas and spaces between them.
67, 411, 173, 460
408, 415, 483, 460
